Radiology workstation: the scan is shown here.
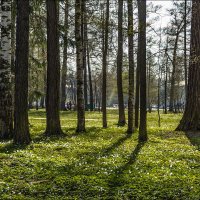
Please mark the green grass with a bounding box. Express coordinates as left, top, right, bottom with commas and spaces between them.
0, 110, 200, 199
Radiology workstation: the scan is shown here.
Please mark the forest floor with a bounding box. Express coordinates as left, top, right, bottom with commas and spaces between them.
0, 110, 200, 199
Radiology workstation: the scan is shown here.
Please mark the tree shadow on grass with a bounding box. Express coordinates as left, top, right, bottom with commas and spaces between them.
185, 131, 200, 151
0, 142, 29, 154
107, 141, 146, 196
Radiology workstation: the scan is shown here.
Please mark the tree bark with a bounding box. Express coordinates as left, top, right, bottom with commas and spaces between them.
45, 0, 63, 136
135, 58, 140, 128
176, 1, 200, 131
138, 0, 147, 141
127, 0, 135, 134
75, 0, 85, 132
60, 0, 68, 111
14, 0, 31, 144
0, 0, 13, 139
102, 0, 109, 128
117, 0, 126, 126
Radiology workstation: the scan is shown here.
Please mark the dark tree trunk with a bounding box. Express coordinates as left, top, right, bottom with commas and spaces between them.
0, 0, 13, 139
82, 0, 88, 111
87, 46, 94, 111
127, 0, 135, 134
45, 0, 63, 136
14, 0, 31, 144
75, 0, 85, 132
102, 0, 109, 128
138, 0, 147, 142
184, 0, 188, 101
117, 0, 126, 126
135, 58, 140, 128
176, 1, 200, 131
60, 0, 68, 111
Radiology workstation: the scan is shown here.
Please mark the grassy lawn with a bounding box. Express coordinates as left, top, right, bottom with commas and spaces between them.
0, 110, 200, 199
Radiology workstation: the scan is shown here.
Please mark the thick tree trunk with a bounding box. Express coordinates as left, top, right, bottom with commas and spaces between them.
0, 0, 13, 139
102, 0, 109, 128
14, 0, 31, 144
138, 0, 147, 141
176, 1, 200, 131
127, 0, 135, 134
75, 0, 85, 132
117, 0, 126, 126
60, 0, 68, 111
45, 0, 63, 136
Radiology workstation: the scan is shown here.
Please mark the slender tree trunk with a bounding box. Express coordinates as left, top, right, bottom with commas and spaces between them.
135, 58, 140, 128
14, 0, 31, 144
11, 0, 16, 73
45, 0, 63, 136
138, 0, 147, 142
87, 46, 94, 111
164, 41, 169, 114
127, 0, 135, 134
117, 0, 126, 126
176, 1, 200, 131
60, 0, 68, 111
75, 0, 85, 132
147, 58, 151, 113
169, 34, 179, 112
82, 0, 88, 111
0, 0, 13, 139
102, 0, 109, 128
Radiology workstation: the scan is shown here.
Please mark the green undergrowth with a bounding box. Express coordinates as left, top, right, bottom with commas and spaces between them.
0, 110, 200, 199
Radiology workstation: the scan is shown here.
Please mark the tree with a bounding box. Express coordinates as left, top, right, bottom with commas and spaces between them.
0, 0, 13, 139
14, 0, 31, 144
127, 0, 135, 134
102, 0, 109, 128
138, 0, 147, 141
45, 0, 63, 136
75, 0, 85, 132
176, 1, 200, 131
60, 0, 69, 111
117, 0, 126, 126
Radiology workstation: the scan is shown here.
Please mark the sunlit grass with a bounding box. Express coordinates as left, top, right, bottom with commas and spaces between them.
0, 110, 199, 199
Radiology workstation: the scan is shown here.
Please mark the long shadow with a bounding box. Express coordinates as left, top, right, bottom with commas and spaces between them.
107, 141, 146, 196
102, 134, 132, 156
185, 131, 200, 151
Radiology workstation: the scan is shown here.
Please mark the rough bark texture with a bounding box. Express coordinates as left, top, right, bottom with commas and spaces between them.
60, 0, 68, 111
138, 0, 147, 141
45, 0, 63, 136
127, 0, 135, 134
176, 1, 200, 131
117, 0, 126, 126
102, 0, 109, 128
0, 0, 13, 139
135, 59, 140, 128
14, 0, 31, 144
75, 0, 85, 132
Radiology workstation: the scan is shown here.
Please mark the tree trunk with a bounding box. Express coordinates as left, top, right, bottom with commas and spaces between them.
0, 0, 13, 139
60, 0, 68, 111
135, 58, 140, 128
102, 0, 109, 128
138, 0, 147, 141
82, 0, 88, 111
45, 0, 63, 136
176, 1, 200, 131
117, 0, 126, 126
127, 0, 135, 134
169, 34, 179, 112
87, 46, 94, 111
75, 0, 85, 132
14, 0, 31, 144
